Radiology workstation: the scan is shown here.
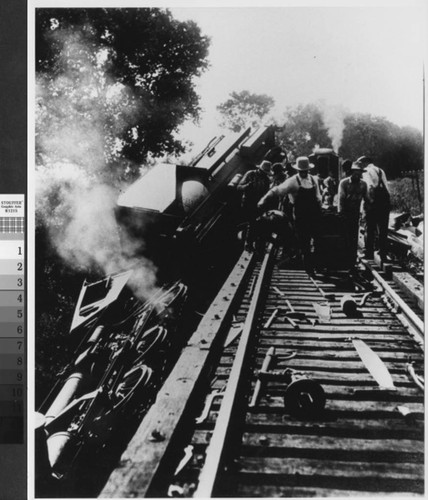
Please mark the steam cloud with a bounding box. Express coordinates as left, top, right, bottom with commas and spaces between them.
320, 103, 347, 152
36, 26, 160, 301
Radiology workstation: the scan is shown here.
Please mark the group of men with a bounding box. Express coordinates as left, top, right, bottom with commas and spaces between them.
237, 154, 391, 274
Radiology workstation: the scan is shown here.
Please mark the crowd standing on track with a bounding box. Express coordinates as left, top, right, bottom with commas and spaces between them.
338, 162, 370, 270
237, 160, 272, 251
236, 149, 392, 272
359, 156, 391, 262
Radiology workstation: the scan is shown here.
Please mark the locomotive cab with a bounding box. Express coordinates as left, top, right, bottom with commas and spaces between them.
309, 148, 341, 183
309, 149, 354, 269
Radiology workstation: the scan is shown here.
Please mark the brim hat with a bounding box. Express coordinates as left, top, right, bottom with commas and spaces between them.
293, 156, 314, 171
356, 156, 372, 165
258, 160, 272, 173
350, 162, 366, 172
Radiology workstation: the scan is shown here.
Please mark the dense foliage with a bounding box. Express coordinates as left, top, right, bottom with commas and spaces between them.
217, 90, 275, 133
274, 102, 423, 178
340, 115, 423, 178
36, 8, 210, 177
277, 103, 332, 155
218, 96, 422, 179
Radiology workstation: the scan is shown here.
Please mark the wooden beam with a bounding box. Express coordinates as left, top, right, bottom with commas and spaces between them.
100, 250, 254, 498
393, 272, 424, 311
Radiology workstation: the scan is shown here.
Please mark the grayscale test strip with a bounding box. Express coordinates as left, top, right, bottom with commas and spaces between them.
0, 195, 25, 445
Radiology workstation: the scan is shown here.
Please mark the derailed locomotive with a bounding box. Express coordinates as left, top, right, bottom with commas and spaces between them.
35, 126, 278, 493
115, 126, 277, 280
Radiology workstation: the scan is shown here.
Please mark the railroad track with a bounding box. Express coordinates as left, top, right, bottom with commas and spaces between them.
102, 242, 424, 498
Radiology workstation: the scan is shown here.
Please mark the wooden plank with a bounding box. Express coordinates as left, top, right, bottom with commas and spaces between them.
241, 303, 392, 314
238, 456, 424, 479
258, 332, 413, 342
100, 250, 254, 498
219, 357, 415, 373
238, 309, 397, 320
264, 383, 422, 401
234, 472, 424, 495
256, 339, 419, 351
238, 433, 424, 454
236, 484, 422, 497
252, 349, 423, 362
243, 415, 424, 439
200, 414, 424, 441
252, 396, 424, 415
265, 324, 405, 332
260, 317, 404, 328
393, 272, 424, 310
213, 370, 414, 386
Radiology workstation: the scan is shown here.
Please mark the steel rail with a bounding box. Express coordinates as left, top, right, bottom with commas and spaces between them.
362, 259, 424, 346
194, 241, 277, 498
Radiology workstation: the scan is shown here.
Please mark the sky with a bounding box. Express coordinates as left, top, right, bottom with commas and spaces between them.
31, 0, 427, 155
168, 3, 426, 154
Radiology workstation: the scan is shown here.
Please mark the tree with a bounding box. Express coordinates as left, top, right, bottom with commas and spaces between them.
277, 103, 331, 157
273, 103, 422, 178
36, 8, 210, 178
340, 114, 423, 178
217, 90, 274, 133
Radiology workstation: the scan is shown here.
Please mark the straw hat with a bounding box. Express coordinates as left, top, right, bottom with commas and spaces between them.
258, 160, 272, 173
292, 156, 314, 171
356, 156, 372, 165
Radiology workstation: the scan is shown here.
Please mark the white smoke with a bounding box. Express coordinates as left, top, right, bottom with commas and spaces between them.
36, 25, 160, 301
320, 102, 347, 152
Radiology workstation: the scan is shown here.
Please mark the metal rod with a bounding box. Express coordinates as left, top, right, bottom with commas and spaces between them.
248, 347, 275, 407
264, 309, 278, 328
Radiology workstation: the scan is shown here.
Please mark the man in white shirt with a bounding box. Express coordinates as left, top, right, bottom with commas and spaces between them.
357, 156, 391, 260
258, 156, 322, 272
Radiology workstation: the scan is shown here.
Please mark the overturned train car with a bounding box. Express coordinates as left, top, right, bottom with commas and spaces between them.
115, 126, 276, 280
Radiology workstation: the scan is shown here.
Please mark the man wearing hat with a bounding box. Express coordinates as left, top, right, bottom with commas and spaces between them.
357, 156, 391, 260
237, 160, 272, 251
338, 162, 370, 269
258, 156, 322, 272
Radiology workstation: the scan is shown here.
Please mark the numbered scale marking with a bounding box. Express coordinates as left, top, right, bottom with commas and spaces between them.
0, 195, 25, 444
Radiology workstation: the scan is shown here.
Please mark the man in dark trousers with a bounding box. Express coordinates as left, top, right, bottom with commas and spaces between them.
357, 156, 391, 261
258, 156, 322, 273
237, 160, 272, 251
338, 163, 370, 270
